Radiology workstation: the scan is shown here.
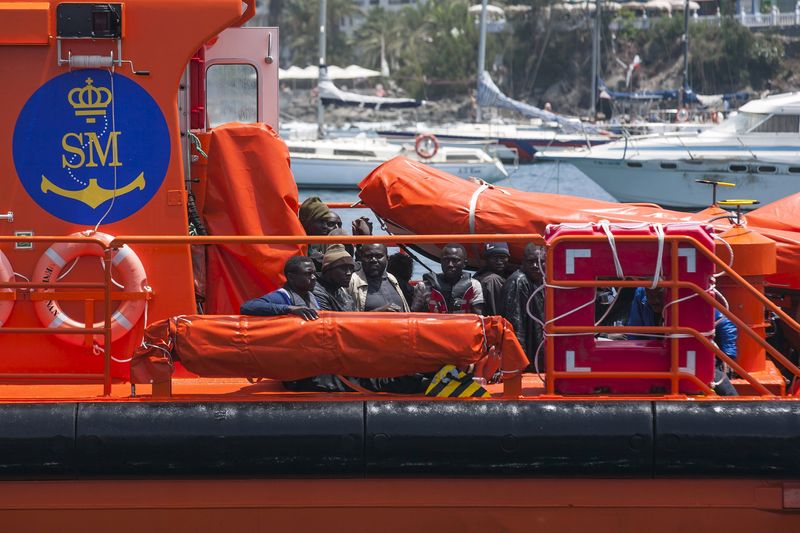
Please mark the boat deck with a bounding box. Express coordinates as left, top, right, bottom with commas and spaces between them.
0, 370, 790, 403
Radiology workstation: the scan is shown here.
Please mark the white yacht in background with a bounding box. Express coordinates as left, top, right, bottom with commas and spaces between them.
285, 136, 508, 188
542, 92, 800, 209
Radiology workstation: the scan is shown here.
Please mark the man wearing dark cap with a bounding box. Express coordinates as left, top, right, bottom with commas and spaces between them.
474, 242, 510, 316
240, 256, 319, 320
298, 196, 337, 236
298, 197, 373, 270
313, 244, 356, 311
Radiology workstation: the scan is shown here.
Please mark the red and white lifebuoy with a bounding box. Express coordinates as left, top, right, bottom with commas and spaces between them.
0, 250, 14, 327
415, 133, 439, 159
31, 231, 148, 346
676, 108, 689, 123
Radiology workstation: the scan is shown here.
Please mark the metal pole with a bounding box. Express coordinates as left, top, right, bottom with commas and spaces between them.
476, 0, 488, 123
317, 0, 327, 138
591, 0, 601, 118
681, 0, 690, 107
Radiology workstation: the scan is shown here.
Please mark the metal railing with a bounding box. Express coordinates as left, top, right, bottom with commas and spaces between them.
1, 231, 799, 398
545, 233, 800, 396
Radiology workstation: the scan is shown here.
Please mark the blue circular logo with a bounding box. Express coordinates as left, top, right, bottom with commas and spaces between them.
13, 70, 170, 225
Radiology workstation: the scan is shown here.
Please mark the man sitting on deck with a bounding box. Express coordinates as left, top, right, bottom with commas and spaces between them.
240, 256, 319, 320
411, 243, 484, 314
349, 244, 409, 312
313, 244, 356, 311
474, 242, 510, 316
501, 244, 545, 368
627, 287, 739, 396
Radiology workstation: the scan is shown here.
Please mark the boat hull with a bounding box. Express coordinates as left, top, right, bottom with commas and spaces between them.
3, 399, 800, 526
2, 478, 799, 529
561, 158, 800, 209
290, 156, 507, 188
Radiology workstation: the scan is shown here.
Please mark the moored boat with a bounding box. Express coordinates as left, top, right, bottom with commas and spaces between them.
285, 135, 508, 187
541, 92, 800, 209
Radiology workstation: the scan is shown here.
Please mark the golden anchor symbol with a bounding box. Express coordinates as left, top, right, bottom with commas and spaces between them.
40, 172, 146, 209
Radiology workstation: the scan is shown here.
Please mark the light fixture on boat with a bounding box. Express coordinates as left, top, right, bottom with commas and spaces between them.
55, 3, 149, 75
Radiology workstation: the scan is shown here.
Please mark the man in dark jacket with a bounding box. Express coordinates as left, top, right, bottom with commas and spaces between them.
240, 255, 319, 320
411, 243, 484, 314
312, 244, 356, 311
474, 242, 510, 316
501, 244, 545, 367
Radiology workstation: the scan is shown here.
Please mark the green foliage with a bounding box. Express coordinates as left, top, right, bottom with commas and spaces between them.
279, 0, 359, 66
277, 0, 786, 105
399, 0, 478, 99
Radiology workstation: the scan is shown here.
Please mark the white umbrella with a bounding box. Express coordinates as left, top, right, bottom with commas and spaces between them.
279, 65, 382, 81
644, 0, 672, 12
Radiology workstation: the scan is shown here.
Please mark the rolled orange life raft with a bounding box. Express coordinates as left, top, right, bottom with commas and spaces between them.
131, 312, 528, 384
358, 157, 800, 288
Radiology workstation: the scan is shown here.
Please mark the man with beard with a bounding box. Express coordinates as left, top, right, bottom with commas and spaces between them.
501, 244, 545, 367
313, 244, 356, 311
240, 255, 319, 320
411, 243, 484, 314
349, 243, 409, 312
474, 242, 510, 316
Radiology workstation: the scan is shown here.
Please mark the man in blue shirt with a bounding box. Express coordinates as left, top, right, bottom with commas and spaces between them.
628, 287, 738, 396
240, 256, 319, 320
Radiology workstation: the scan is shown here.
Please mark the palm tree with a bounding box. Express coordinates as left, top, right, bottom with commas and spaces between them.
398, 0, 478, 98
279, 0, 359, 67
354, 7, 403, 74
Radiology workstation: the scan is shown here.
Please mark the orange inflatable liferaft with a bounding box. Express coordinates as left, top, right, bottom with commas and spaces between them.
131, 312, 528, 385
31, 231, 148, 346
358, 157, 800, 289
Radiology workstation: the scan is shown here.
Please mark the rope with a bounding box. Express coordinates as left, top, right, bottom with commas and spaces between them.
93, 65, 118, 232
599, 220, 625, 278
188, 131, 208, 159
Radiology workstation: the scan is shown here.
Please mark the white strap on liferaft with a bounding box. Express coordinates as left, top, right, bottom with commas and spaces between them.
468, 183, 490, 235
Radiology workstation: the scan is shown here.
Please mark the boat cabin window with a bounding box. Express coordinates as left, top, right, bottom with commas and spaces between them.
206, 64, 258, 129
710, 111, 799, 135
750, 114, 800, 134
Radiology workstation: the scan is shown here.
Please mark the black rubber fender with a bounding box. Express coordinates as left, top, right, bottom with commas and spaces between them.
365, 401, 654, 475
655, 401, 800, 476
0, 403, 77, 478
75, 402, 364, 476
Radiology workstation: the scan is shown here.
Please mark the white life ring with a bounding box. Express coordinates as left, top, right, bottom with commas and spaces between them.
31, 231, 148, 346
415, 133, 439, 159
0, 250, 14, 327
676, 108, 689, 123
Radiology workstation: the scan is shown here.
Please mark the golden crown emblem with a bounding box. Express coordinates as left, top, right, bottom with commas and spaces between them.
67, 77, 112, 124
